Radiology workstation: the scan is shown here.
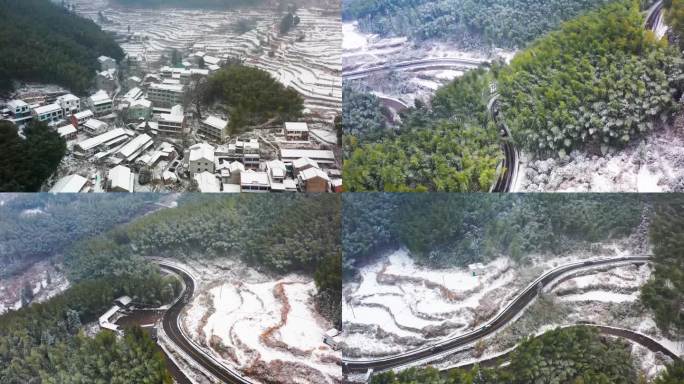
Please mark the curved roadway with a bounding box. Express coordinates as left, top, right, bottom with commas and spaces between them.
342, 256, 651, 374
157, 261, 253, 384
343, 58, 486, 81
449, 323, 681, 372
489, 93, 518, 192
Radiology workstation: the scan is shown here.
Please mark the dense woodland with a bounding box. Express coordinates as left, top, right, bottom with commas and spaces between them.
499, 1, 684, 156
343, 194, 643, 272
370, 327, 657, 384
342, 86, 392, 143
0, 276, 176, 383
641, 195, 684, 336
203, 65, 304, 133
0, 0, 124, 96
345, 0, 684, 190
344, 68, 503, 191
343, 0, 619, 49
64, 194, 342, 327
0, 194, 160, 277
0, 194, 340, 382
0, 121, 66, 193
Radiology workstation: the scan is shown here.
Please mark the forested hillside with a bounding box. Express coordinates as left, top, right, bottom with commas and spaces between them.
0, 121, 66, 193
0, 194, 159, 277
370, 327, 641, 383
203, 65, 304, 133
0, 0, 124, 95
343, 0, 617, 48
499, 1, 684, 156
343, 194, 643, 271
64, 194, 342, 326
0, 276, 176, 383
641, 195, 684, 335
345, 1, 684, 190
344, 68, 502, 192
342, 86, 392, 143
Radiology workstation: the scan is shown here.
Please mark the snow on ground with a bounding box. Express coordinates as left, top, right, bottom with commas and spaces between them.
71, 0, 341, 122
343, 249, 520, 358
0, 259, 69, 315
180, 257, 340, 384
343, 23, 513, 109
342, 22, 371, 51
517, 116, 684, 192
342, 240, 674, 365
418, 259, 681, 381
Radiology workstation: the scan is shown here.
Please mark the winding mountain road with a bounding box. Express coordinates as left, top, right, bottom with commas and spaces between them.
489, 93, 518, 192
343, 58, 486, 81
156, 261, 254, 384
342, 256, 652, 375
448, 323, 681, 372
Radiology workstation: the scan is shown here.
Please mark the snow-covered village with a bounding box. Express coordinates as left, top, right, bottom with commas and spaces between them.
0, 0, 341, 193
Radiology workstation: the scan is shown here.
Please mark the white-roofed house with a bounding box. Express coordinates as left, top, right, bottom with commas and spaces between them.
193, 171, 221, 192
240, 170, 270, 192
284, 122, 310, 141
202, 55, 223, 67
114, 296, 133, 308
200, 115, 228, 142
50, 174, 89, 193
281, 149, 335, 166
297, 167, 330, 193
108, 165, 134, 192
6, 99, 32, 123
56, 94, 80, 117
71, 109, 94, 128
266, 160, 287, 190
33, 103, 64, 124
57, 124, 77, 140
89, 90, 113, 116
188, 142, 215, 175
74, 128, 130, 158
292, 157, 319, 177
148, 83, 184, 107
122, 87, 143, 102
226, 161, 245, 184
82, 119, 109, 136
126, 98, 152, 122
157, 105, 186, 138
116, 134, 153, 163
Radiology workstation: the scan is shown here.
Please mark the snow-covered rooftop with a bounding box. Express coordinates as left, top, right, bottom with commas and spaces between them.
194, 171, 221, 192
202, 115, 228, 130
109, 165, 134, 192
241, 170, 270, 187
285, 122, 309, 132
90, 90, 112, 105
77, 128, 128, 151
281, 149, 335, 163
299, 167, 330, 181
50, 174, 87, 193
57, 125, 77, 137
73, 110, 94, 120
33, 103, 61, 115
189, 142, 215, 162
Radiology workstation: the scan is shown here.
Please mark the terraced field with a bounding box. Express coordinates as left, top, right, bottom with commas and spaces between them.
71, 0, 341, 121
